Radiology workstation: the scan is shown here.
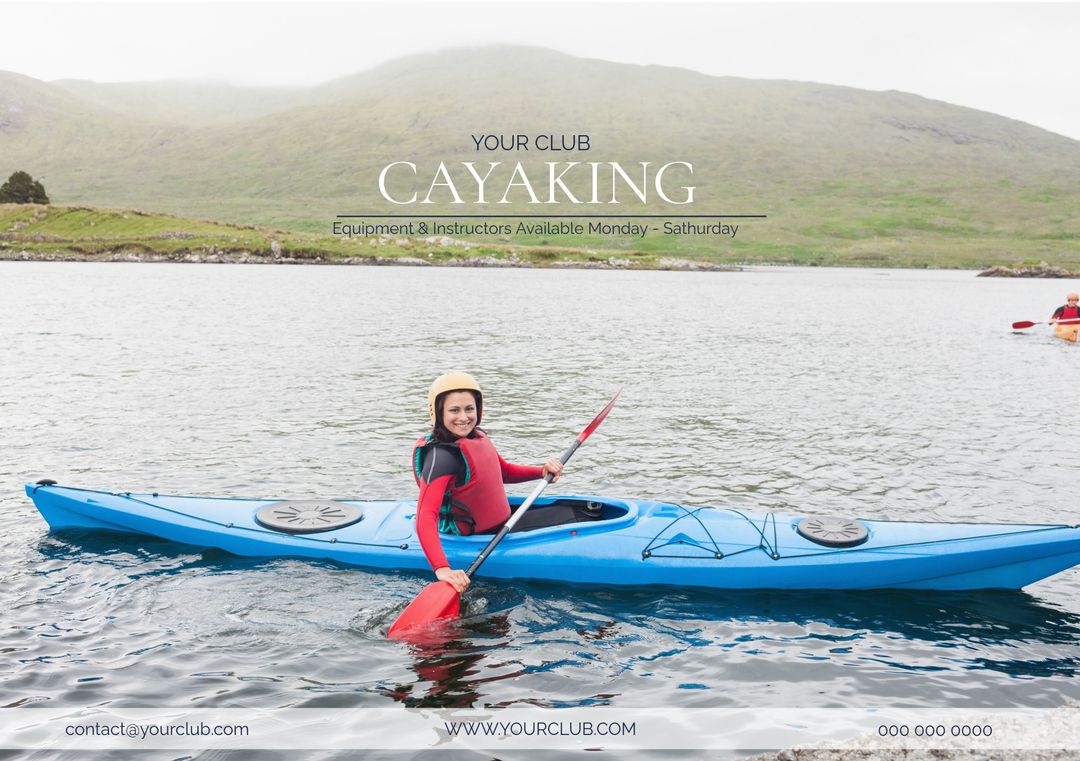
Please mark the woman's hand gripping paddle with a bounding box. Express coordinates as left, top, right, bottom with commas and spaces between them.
388, 389, 621, 639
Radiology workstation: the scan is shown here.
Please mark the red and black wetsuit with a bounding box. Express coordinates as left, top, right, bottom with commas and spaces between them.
413, 431, 542, 571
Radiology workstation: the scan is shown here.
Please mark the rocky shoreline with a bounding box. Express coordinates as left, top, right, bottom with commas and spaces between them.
978, 264, 1080, 278
0, 247, 740, 272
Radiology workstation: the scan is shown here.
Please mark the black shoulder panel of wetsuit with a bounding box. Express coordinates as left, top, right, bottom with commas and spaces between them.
419, 443, 467, 485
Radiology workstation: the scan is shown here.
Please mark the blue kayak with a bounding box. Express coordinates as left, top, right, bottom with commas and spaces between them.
25, 482, 1080, 591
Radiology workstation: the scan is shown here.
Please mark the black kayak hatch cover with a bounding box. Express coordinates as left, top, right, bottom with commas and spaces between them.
796, 517, 868, 548
255, 500, 363, 534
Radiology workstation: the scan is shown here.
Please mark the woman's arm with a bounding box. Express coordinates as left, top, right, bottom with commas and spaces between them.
497, 453, 545, 483
416, 473, 454, 571
497, 453, 563, 483
416, 474, 471, 593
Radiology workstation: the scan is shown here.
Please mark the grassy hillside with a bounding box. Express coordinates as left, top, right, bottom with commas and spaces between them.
0, 204, 696, 269
3, 47, 1080, 268
1, 203, 1071, 271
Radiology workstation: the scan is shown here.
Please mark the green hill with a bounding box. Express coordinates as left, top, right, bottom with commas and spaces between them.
3, 46, 1080, 268
0, 204, 686, 268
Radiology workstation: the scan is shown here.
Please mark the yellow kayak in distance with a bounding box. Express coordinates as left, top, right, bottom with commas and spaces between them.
1054, 323, 1079, 343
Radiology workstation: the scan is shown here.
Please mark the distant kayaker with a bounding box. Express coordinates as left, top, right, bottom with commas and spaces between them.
1049, 292, 1080, 325
413, 372, 563, 594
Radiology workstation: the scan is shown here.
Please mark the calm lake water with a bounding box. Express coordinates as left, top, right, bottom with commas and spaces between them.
1, 262, 1079, 754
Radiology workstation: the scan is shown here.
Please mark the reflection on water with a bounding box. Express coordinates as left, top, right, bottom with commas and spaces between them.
388, 617, 514, 708
2, 263, 1079, 717
377, 580, 1080, 710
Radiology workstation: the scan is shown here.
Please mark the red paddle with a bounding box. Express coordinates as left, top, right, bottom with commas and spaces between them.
388, 389, 622, 639
1013, 319, 1080, 329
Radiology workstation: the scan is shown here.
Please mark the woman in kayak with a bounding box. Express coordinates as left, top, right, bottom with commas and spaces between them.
413, 372, 563, 594
1050, 292, 1080, 325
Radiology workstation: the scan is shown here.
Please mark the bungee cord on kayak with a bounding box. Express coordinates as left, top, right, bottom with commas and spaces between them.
33, 484, 414, 550
640, 500, 1079, 564
641, 505, 728, 559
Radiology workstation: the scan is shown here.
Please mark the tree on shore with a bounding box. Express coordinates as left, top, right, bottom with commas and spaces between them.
0, 171, 49, 204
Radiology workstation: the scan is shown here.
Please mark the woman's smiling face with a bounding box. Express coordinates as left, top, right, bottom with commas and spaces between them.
441, 391, 478, 438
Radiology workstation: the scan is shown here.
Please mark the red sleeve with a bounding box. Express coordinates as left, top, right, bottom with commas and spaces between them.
416, 474, 453, 571
497, 452, 544, 483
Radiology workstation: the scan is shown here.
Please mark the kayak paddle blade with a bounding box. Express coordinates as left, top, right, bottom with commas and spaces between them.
579, 388, 621, 443
1012, 321, 1037, 330
388, 581, 461, 639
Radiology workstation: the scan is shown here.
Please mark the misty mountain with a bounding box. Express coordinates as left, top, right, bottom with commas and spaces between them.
3, 46, 1078, 261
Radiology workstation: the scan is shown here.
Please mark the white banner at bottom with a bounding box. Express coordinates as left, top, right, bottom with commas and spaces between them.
1, 706, 1076, 751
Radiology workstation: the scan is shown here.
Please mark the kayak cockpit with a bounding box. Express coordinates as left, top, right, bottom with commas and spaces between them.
504, 496, 632, 526
440, 495, 638, 544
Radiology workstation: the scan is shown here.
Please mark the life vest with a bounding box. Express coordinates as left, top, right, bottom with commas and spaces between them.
1057, 305, 1080, 321
413, 430, 511, 536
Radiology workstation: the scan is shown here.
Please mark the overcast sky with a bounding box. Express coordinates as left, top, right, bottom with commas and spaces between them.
3, 1, 1079, 140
